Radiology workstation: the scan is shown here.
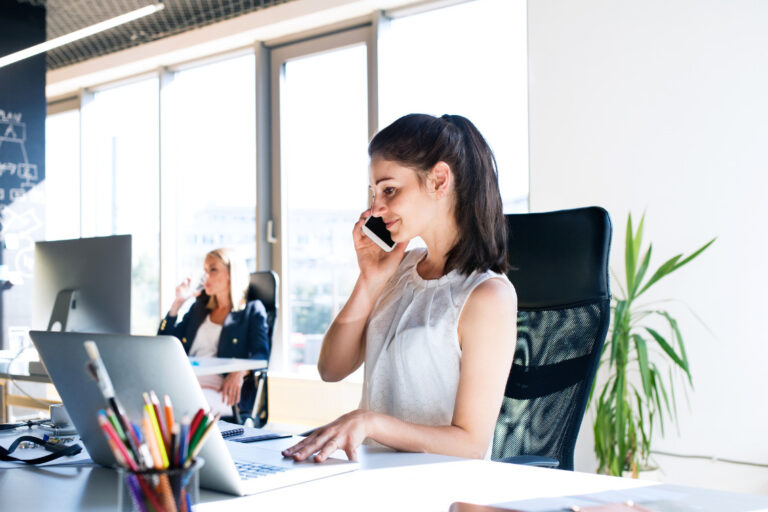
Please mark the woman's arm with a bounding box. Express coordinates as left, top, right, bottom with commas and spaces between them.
317, 212, 407, 382
285, 277, 517, 461
158, 278, 201, 336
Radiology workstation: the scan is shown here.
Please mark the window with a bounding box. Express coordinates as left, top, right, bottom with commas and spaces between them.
272, 30, 370, 374
380, 0, 529, 212
81, 77, 160, 334
39, 0, 529, 380
44, 109, 80, 240
161, 54, 257, 306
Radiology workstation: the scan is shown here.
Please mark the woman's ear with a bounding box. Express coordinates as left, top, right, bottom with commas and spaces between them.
429, 161, 452, 198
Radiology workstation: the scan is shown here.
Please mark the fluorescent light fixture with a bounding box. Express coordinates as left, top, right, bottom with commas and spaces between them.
0, 2, 165, 69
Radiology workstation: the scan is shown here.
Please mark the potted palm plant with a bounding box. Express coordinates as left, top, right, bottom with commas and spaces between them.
592, 213, 715, 477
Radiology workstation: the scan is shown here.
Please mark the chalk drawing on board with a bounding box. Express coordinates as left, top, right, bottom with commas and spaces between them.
0, 109, 44, 283
0, 119, 26, 144
0, 110, 40, 208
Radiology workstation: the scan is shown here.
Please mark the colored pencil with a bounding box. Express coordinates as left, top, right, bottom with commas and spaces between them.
98, 413, 138, 471
142, 409, 163, 470
143, 393, 170, 468
185, 415, 217, 467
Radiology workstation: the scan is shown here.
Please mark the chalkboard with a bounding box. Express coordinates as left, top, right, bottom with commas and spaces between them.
0, 1, 46, 350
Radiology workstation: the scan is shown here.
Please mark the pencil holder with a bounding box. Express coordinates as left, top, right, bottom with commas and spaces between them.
117, 458, 204, 512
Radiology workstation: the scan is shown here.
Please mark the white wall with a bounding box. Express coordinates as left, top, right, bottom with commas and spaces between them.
528, 0, 768, 493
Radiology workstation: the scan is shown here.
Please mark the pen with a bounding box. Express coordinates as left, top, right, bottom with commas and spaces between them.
233, 433, 293, 443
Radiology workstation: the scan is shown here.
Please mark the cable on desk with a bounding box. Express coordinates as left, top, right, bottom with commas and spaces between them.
651, 450, 768, 468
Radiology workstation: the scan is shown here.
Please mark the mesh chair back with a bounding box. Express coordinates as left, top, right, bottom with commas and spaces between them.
492, 207, 612, 470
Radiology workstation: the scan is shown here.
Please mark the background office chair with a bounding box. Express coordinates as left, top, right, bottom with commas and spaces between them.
492, 206, 612, 470
229, 270, 279, 427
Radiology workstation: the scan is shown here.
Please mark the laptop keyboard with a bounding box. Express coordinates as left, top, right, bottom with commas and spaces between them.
235, 461, 289, 480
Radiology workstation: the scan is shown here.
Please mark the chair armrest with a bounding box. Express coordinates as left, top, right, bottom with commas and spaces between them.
496, 455, 560, 468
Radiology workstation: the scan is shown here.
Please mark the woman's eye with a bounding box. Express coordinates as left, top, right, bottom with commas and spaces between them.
383, 187, 395, 195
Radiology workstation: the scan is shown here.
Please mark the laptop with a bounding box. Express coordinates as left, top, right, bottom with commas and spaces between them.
29, 331, 359, 495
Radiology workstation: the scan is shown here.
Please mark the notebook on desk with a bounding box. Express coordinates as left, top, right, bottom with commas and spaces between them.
29, 331, 359, 496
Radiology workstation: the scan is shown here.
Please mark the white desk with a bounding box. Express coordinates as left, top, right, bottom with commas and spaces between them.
189, 357, 267, 376
0, 357, 267, 421
1, 435, 767, 512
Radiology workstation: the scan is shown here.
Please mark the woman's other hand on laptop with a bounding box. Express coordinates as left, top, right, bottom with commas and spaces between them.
282, 409, 373, 463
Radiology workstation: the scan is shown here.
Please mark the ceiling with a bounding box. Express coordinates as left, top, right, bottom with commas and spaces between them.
16, 0, 291, 70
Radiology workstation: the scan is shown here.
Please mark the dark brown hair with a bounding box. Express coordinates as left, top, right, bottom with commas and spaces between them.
368, 113, 508, 275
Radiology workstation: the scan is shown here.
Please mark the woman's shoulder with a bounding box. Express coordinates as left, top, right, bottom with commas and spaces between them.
464, 273, 516, 312
243, 298, 268, 315
450, 269, 515, 310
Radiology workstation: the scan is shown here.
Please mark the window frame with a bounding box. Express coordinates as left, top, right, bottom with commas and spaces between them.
268, 25, 378, 372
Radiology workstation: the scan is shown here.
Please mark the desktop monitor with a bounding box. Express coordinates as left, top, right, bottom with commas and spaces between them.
33, 235, 132, 334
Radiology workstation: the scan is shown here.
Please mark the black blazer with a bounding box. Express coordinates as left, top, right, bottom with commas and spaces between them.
157, 294, 270, 411
158, 294, 270, 360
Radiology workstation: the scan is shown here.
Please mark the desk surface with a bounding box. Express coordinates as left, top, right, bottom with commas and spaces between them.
0, 356, 266, 382
189, 357, 267, 376
1, 435, 767, 512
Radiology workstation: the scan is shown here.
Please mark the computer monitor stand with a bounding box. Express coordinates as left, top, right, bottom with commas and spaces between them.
47, 289, 79, 332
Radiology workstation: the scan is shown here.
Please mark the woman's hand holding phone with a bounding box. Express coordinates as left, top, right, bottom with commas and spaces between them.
353, 210, 406, 289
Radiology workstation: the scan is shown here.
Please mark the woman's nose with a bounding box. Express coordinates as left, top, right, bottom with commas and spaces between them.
371, 196, 386, 217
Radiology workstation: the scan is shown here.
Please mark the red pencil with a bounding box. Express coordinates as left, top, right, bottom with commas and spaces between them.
188, 408, 206, 441
98, 414, 138, 471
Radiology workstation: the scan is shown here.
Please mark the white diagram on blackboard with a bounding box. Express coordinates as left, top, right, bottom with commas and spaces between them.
0, 108, 43, 284
0, 109, 39, 202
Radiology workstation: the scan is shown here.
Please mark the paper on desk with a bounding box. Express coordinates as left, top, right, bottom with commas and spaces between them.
494, 486, 692, 512
0, 431, 93, 469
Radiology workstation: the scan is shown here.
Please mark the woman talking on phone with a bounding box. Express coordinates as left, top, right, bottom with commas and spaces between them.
283, 113, 517, 462
158, 248, 269, 417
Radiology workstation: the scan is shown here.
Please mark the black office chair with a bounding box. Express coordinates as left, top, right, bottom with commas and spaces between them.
229, 270, 279, 427
492, 207, 612, 471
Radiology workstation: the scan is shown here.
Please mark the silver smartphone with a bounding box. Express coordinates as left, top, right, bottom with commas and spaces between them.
362, 215, 396, 252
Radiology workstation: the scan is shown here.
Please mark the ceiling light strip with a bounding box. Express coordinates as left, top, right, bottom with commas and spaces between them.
0, 3, 165, 69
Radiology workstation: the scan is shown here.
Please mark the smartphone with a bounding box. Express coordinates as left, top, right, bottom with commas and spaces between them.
362, 215, 396, 252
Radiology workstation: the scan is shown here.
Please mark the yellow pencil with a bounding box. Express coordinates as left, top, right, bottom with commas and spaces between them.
143, 392, 169, 468
142, 409, 163, 469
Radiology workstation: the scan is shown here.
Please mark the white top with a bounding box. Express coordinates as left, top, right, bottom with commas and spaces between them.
360, 249, 510, 455
190, 315, 224, 391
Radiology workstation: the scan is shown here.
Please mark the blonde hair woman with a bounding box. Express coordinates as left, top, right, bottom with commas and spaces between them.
159, 248, 269, 416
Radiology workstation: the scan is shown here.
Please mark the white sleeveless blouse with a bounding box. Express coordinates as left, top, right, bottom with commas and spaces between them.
360, 249, 510, 433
